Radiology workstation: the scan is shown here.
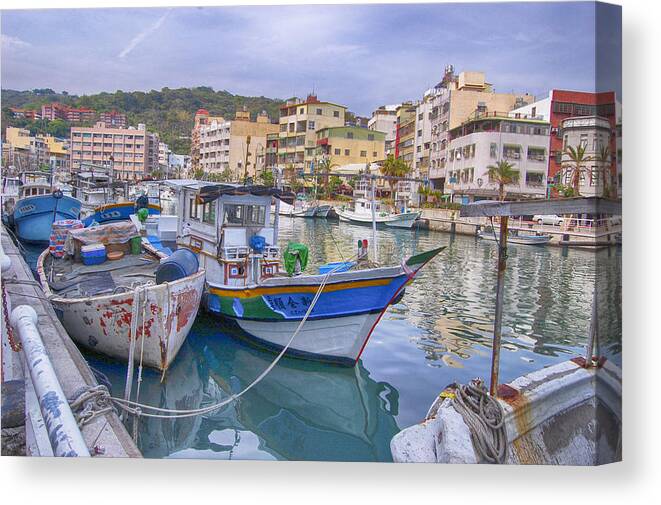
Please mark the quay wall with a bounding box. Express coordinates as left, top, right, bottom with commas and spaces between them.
1, 224, 141, 458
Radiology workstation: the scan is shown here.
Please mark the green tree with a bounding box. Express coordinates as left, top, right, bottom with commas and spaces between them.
562, 144, 593, 196
381, 155, 411, 194
260, 170, 275, 187
487, 160, 518, 201
597, 145, 612, 198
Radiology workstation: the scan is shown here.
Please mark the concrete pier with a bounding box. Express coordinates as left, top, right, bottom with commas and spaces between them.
1, 224, 140, 457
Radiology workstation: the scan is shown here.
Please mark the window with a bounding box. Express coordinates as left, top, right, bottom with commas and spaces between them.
373, 151, 378, 157
299, 108, 304, 115
202, 203, 216, 225
580, 134, 588, 148
418, 113, 423, 120
360, 150, 367, 157
531, 107, 537, 117
245, 205, 266, 226
344, 149, 350, 156
346, 132, 354, 139
368, 134, 374, 141
308, 121, 315, 130
490, 143, 498, 158
334, 148, 341, 155
333, 111, 340, 118
316, 108, 323, 115
223, 204, 243, 226
417, 129, 422, 137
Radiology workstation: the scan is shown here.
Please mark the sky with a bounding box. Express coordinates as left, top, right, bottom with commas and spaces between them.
1, 2, 622, 116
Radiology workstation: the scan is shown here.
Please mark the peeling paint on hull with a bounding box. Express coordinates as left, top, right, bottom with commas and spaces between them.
37, 249, 205, 372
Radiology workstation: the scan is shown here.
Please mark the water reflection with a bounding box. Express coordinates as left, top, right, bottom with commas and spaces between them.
21, 216, 621, 461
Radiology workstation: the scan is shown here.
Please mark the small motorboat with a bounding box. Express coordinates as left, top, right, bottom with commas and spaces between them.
278, 199, 316, 217
37, 220, 205, 372
336, 198, 421, 229
478, 227, 551, 245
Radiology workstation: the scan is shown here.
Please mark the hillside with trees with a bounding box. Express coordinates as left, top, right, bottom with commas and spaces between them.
1, 87, 285, 154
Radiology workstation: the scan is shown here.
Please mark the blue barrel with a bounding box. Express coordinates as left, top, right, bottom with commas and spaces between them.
250, 235, 266, 253
155, 248, 199, 284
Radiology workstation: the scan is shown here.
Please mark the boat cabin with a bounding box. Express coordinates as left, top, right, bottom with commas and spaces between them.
166, 180, 294, 287
353, 197, 386, 215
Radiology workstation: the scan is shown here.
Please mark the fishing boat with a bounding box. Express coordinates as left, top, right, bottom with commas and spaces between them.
166, 179, 444, 365
36, 220, 205, 372
6, 172, 81, 244
478, 227, 551, 245
336, 198, 421, 229
81, 200, 162, 227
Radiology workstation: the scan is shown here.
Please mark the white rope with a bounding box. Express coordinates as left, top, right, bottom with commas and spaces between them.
110, 257, 356, 419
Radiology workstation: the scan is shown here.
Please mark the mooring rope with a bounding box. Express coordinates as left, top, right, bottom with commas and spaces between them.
452, 379, 508, 464
110, 256, 357, 420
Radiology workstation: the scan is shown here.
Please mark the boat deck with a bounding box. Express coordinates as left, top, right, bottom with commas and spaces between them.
44, 252, 160, 299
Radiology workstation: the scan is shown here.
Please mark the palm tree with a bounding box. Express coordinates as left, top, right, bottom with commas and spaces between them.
486, 160, 518, 201
597, 146, 611, 198
381, 154, 411, 195
563, 144, 593, 196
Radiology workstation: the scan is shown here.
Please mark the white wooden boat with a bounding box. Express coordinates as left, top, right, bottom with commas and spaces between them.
391, 358, 621, 465
36, 221, 205, 372
336, 198, 421, 229
478, 228, 551, 245
165, 180, 445, 365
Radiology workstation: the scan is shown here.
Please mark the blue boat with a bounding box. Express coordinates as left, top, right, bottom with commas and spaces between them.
12, 189, 81, 244
81, 201, 161, 227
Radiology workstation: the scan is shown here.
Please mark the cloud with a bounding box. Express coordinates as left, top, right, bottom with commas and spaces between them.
1, 34, 31, 49
118, 9, 170, 59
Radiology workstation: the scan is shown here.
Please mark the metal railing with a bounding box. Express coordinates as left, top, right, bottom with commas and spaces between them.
10, 305, 90, 457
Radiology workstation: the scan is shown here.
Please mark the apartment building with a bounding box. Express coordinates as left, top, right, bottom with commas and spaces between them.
70, 122, 159, 180
428, 66, 535, 191
444, 112, 550, 202
10, 108, 41, 120
198, 110, 279, 180
99, 110, 128, 129
190, 108, 225, 171
3, 127, 68, 172
41, 103, 96, 122
368, 105, 399, 156
315, 126, 386, 168
395, 103, 417, 166
158, 142, 172, 168
558, 116, 614, 197
277, 95, 346, 179
263, 133, 279, 171
511, 89, 619, 195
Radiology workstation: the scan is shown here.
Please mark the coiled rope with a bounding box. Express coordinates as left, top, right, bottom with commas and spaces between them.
109, 256, 356, 420
452, 379, 508, 464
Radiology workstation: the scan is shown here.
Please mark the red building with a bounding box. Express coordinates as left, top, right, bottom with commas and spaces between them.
99, 110, 127, 128
547, 90, 617, 181
40, 103, 97, 122
10, 108, 40, 120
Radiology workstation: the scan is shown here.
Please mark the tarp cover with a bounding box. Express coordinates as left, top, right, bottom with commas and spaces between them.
283, 242, 309, 276
66, 221, 139, 248
196, 184, 296, 205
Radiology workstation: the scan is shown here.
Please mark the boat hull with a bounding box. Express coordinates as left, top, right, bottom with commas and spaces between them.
336, 208, 392, 224
206, 267, 413, 364
384, 211, 422, 229
478, 231, 551, 245
37, 250, 206, 371
314, 205, 332, 218
13, 195, 81, 244
82, 202, 161, 227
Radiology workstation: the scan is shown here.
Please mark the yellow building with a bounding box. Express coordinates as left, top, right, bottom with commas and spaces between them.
396, 104, 417, 168
277, 95, 346, 179
5, 127, 32, 150
315, 126, 386, 168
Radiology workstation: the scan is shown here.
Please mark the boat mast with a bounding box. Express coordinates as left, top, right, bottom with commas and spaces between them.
370, 171, 377, 262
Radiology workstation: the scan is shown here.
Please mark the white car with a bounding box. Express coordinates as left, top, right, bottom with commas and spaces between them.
533, 214, 564, 226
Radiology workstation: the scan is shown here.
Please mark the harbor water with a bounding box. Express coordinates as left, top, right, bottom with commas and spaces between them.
19, 218, 622, 461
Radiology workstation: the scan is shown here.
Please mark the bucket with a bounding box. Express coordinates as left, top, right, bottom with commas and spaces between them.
130, 236, 142, 255
155, 248, 199, 284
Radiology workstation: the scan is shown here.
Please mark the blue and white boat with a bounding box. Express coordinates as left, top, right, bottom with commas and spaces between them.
81, 201, 161, 227
166, 180, 444, 365
8, 173, 81, 244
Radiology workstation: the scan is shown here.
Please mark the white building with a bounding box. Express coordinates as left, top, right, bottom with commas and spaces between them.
444, 112, 550, 203
158, 142, 172, 169
368, 105, 399, 156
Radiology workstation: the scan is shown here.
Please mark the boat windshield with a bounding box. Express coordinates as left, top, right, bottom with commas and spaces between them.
223, 203, 266, 227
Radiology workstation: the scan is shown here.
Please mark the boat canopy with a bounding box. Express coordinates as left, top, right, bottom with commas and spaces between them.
195, 184, 296, 205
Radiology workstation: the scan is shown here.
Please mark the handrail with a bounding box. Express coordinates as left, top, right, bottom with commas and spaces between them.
10, 305, 90, 457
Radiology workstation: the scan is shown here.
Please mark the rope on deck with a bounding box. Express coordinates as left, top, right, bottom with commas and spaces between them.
453, 379, 508, 464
